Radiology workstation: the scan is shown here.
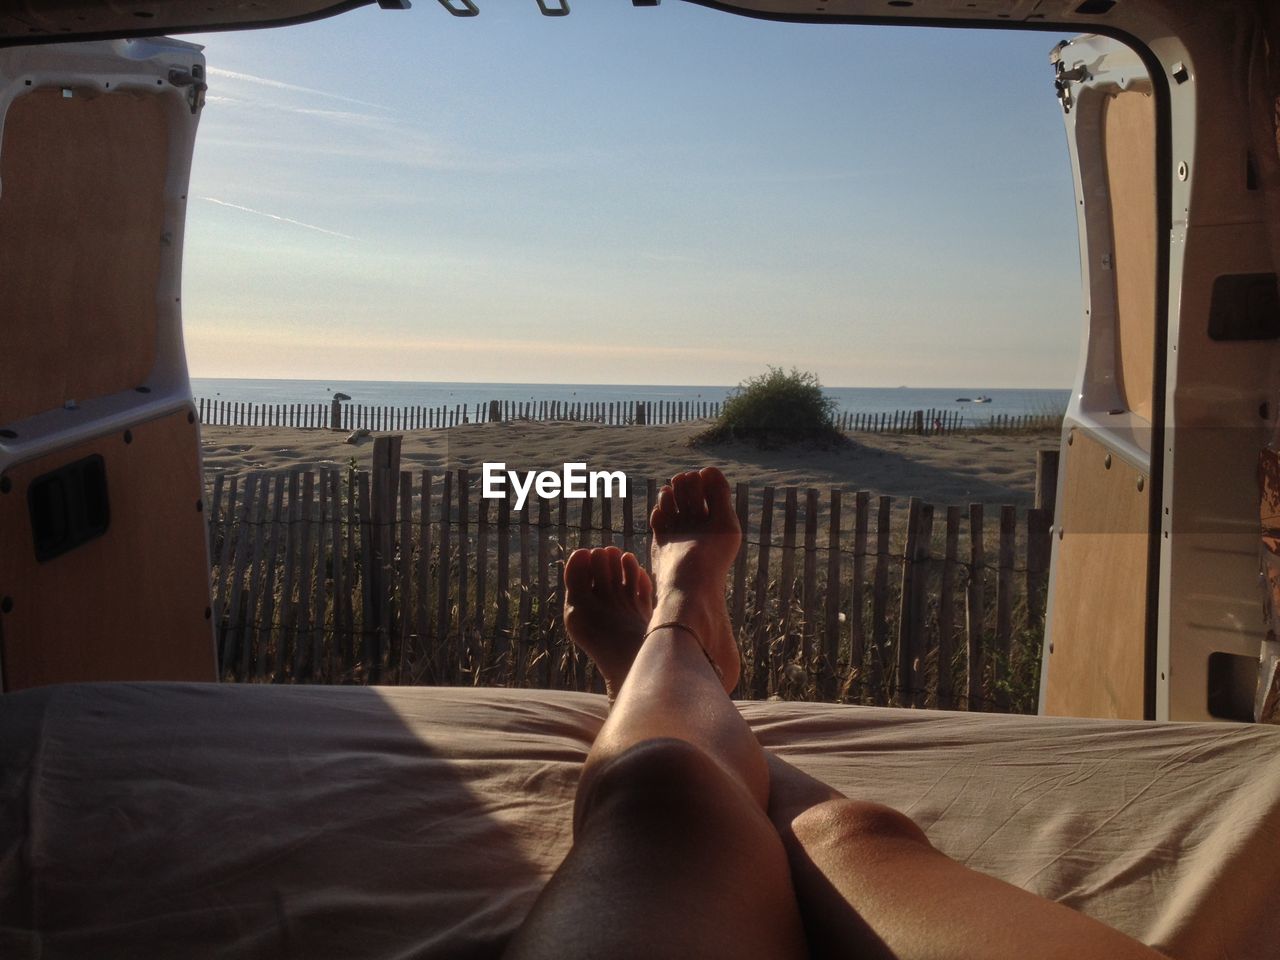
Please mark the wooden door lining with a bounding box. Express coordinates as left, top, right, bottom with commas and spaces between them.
1044, 430, 1150, 719
0, 407, 215, 689
0, 86, 168, 425
1103, 90, 1158, 423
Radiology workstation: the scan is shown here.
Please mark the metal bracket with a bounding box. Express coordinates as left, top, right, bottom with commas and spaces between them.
1048, 40, 1090, 115
438, 0, 479, 15
536, 0, 570, 14
168, 64, 207, 115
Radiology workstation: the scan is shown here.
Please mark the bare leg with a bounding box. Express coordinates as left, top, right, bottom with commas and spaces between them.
509, 464, 1162, 960
504, 469, 807, 960
765, 753, 1169, 960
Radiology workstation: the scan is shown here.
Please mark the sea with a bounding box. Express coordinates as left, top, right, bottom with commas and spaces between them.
191, 379, 1070, 421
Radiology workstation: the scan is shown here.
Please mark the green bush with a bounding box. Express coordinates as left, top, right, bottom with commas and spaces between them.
695, 367, 846, 447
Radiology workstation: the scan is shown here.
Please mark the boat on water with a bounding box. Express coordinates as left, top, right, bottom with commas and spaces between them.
955, 395, 992, 403
973, 395, 992, 403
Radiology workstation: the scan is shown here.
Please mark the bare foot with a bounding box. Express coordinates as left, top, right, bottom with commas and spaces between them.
648, 467, 742, 693
563, 546, 654, 700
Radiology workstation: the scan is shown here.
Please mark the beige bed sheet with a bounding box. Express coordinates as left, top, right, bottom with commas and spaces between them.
1, 683, 1277, 959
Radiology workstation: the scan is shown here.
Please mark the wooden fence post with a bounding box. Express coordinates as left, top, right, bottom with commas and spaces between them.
895, 497, 921, 707
280, 471, 304, 679
621, 485, 634, 554
536, 496, 552, 687
221, 474, 259, 678
850, 491, 869, 691
906, 502, 935, 706
492, 488, 510, 670
356, 471, 374, 681
211, 475, 238, 628
313, 474, 332, 680
966, 503, 985, 710
342, 469, 357, 672
554, 496, 569, 684
240, 475, 271, 680
413, 471, 432, 680
578, 493, 593, 550
802, 488, 819, 675
386, 471, 407, 680
821, 489, 842, 699
778, 489, 798, 678
254, 476, 285, 686
1025, 506, 1052, 645
457, 468, 471, 673
870, 496, 892, 705
520, 499, 541, 685
293, 472, 317, 680
1035, 449, 1060, 521
912, 503, 934, 706
751, 487, 776, 700
436, 469, 453, 682
995, 504, 1017, 711
937, 506, 960, 709
369, 437, 402, 683
475, 492, 490, 677
731, 482, 750, 680
328, 470, 346, 682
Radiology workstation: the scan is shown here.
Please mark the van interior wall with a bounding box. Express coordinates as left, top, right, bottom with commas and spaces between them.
0, 87, 164, 424
1040, 88, 1157, 721
1044, 431, 1150, 720
1039, 52, 1160, 721
1104, 89, 1157, 423
0, 79, 214, 690
0, 408, 215, 690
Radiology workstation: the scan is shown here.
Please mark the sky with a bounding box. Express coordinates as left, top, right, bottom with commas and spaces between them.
179, 3, 1085, 388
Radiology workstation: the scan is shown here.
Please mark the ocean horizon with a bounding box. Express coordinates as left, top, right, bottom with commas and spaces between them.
192, 378, 1070, 422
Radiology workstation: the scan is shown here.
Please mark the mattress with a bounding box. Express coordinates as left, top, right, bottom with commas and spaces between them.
1, 683, 1277, 959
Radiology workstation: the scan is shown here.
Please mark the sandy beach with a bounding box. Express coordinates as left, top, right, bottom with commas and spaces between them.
201, 420, 1058, 511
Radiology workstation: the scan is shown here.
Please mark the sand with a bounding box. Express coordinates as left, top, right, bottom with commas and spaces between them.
200, 420, 1058, 511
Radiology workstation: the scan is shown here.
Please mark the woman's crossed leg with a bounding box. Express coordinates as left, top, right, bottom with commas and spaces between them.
504, 467, 807, 959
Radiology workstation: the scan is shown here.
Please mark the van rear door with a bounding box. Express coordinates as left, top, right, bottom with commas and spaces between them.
0, 38, 215, 690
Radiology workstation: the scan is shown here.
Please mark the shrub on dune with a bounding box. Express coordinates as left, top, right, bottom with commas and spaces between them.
695, 367, 846, 448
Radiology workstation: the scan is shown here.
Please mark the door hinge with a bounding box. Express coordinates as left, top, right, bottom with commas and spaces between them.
168, 64, 207, 115
1049, 40, 1089, 115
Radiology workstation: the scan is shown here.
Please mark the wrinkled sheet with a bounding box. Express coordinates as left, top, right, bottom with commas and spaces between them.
1, 683, 1278, 959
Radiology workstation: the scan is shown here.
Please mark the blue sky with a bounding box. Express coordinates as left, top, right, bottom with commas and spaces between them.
180, 3, 1083, 388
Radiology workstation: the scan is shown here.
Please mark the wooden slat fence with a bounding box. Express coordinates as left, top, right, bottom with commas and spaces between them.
206, 464, 1054, 713
194, 397, 1060, 435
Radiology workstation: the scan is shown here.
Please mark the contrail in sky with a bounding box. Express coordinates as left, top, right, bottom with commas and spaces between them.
206, 67, 391, 112
199, 196, 356, 240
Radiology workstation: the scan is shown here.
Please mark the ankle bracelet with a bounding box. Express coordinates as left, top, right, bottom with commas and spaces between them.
642, 621, 725, 682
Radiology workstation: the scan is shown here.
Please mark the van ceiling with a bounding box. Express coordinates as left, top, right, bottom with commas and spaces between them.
1, 0, 1146, 47
0, 0, 389, 45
